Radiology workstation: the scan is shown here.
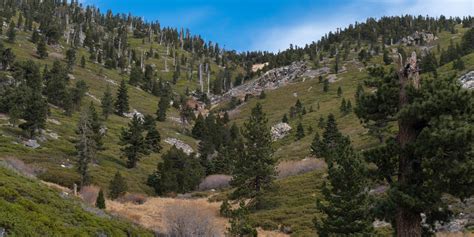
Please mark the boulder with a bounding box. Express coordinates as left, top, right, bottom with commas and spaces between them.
271, 123, 292, 141
459, 71, 474, 89
123, 109, 144, 121
23, 139, 40, 149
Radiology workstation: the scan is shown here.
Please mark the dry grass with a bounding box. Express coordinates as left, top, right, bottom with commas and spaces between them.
436, 232, 474, 237
257, 228, 290, 237
0, 157, 40, 177
277, 158, 326, 179
106, 197, 228, 235
117, 193, 147, 204
198, 174, 232, 191
79, 185, 100, 205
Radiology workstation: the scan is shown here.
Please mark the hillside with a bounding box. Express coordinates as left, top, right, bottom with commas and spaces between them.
0, 1, 473, 236
0, 163, 152, 236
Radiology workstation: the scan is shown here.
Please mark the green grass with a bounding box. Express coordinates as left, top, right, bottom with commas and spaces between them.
0, 166, 153, 236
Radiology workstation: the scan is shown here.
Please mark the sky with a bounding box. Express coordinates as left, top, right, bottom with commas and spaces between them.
79, 0, 473, 52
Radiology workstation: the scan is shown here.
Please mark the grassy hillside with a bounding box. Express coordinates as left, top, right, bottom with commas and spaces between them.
0, 165, 153, 236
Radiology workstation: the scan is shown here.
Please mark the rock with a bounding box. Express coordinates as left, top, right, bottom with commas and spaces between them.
271, 123, 292, 141
164, 138, 194, 155
399, 31, 438, 46
0, 227, 5, 237
23, 139, 40, 149
47, 118, 61, 125
48, 132, 59, 140
459, 71, 474, 89
99, 126, 108, 136
86, 92, 101, 103
373, 219, 391, 228
68, 74, 75, 80
123, 109, 144, 121
327, 74, 338, 83
281, 225, 293, 234
293, 92, 298, 97
213, 61, 308, 104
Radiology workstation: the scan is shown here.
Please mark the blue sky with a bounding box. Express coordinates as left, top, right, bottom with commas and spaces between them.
80, 0, 473, 52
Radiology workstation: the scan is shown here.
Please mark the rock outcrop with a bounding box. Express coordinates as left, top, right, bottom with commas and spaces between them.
164, 138, 194, 155
459, 71, 474, 89
271, 123, 292, 141
399, 31, 438, 46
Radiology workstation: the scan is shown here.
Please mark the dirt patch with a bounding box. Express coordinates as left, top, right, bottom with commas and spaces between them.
49, 52, 64, 60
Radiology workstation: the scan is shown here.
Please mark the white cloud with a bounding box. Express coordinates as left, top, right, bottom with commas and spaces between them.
250, 0, 473, 52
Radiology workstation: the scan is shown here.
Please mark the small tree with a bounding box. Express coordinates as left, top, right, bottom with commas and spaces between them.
76, 110, 96, 187
101, 85, 114, 119
81, 55, 86, 68
156, 94, 170, 122
259, 90, 266, 99
220, 199, 232, 218
227, 202, 257, 237
36, 37, 48, 59
7, 20, 16, 43
95, 189, 106, 209
295, 122, 305, 140
282, 113, 289, 123
337, 86, 342, 97
115, 80, 129, 116
109, 171, 128, 199
323, 79, 329, 92
119, 114, 147, 168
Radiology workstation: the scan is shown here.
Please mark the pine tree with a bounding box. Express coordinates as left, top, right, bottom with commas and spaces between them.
115, 80, 129, 116
7, 20, 16, 43
231, 103, 275, 203
20, 90, 48, 138
227, 201, 258, 237
340, 98, 347, 114
383, 49, 392, 65
315, 136, 373, 236
109, 171, 128, 199
337, 86, 342, 97
156, 94, 170, 122
81, 55, 86, 68
259, 90, 266, 99
295, 122, 305, 140
119, 114, 147, 168
310, 132, 324, 157
129, 66, 143, 86
282, 113, 289, 123
87, 102, 103, 151
318, 116, 325, 129
76, 109, 96, 187
101, 85, 114, 119
147, 146, 205, 195
192, 113, 206, 139
44, 61, 69, 108
66, 48, 76, 72
95, 189, 106, 209
323, 79, 329, 92
36, 37, 48, 59
143, 115, 162, 153
356, 53, 474, 235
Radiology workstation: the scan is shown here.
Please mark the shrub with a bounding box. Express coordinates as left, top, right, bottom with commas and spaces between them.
277, 158, 325, 179
164, 202, 220, 236
117, 193, 147, 205
220, 199, 232, 217
198, 175, 232, 191
1, 158, 38, 177
95, 189, 106, 209
79, 185, 100, 205
109, 171, 127, 199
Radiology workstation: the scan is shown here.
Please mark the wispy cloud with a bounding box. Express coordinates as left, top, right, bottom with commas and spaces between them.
250, 0, 473, 52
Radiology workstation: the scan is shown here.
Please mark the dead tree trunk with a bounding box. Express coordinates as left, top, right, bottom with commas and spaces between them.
396, 52, 422, 237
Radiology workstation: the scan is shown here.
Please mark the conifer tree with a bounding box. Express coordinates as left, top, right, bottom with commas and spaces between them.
227, 201, 257, 237
76, 109, 96, 187
259, 90, 266, 99
129, 66, 143, 86
383, 49, 392, 65
66, 48, 76, 72
340, 98, 347, 114
88, 102, 103, 151
81, 55, 86, 68
315, 135, 373, 236
36, 37, 48, 59
119, 114, 147, 168
295, 122, 305, 140
20, 90, 48, 138
337, 86, 342, 97
101, 85, 114, 119
143, 115, 162, 153
95, 189, 106, 209
232, 103, 275, 203
356, 53, 474, 235
115, 80, 129, 116
192, 113, 206, 138
323, 79, 329, 92
318, 116, 325, 129
156, 94, 170, 122
310, 132, 324, 157
282, 113, 289, 123
109, 171, 128, 199
7, 20, 16, 43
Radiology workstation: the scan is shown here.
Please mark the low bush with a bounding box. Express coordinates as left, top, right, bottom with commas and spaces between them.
117, 193, 147, 205
277, 158, 325, 179
79, 185, 100, 205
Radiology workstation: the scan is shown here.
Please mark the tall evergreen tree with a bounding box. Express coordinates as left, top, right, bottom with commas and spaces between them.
337, 86, 342, 97
323, 79, 329, 92
87, 102, 103, 151
315, 135, 373, 236
101, 85, 114, 119
231, 103, 275, 204
356, 53, 474, 235
295, 122, 305, 140
66, 48, 76, 72
156, 94, 170, 122
76, 109, 96, 187
119, 114, 147, 168
143, 114, 162, 153
80, 55, 86, 68
115, 80, 129, 116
